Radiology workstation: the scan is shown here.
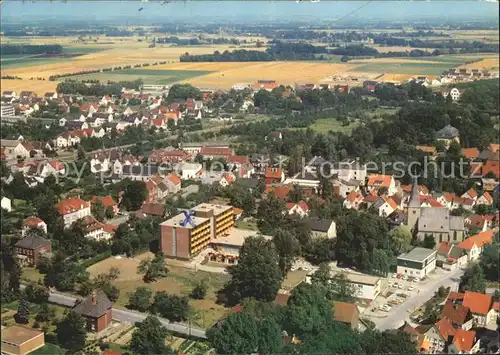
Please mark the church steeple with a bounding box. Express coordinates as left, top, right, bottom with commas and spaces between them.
408, 177, 421, 208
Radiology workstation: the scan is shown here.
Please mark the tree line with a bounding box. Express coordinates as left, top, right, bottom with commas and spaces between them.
1, 44, 63, 55
56, 79, 143, 96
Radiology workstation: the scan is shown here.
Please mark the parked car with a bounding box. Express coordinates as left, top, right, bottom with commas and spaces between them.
408, 285, 415, 291
398, 284, 404, 289
392, 273, 397, 278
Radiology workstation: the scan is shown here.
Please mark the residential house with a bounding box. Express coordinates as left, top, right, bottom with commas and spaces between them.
264, 185, 291, 200
199, 146, 234, 160
475, 192, 494, 206
464, 214, 493, 232
149, 148, 192, 164
461, 148, 480, 161
219, 172, 236, 187
457, 230, 494, 262
366, 174, 396, 195
99, 95, 113, 106
174, 162, 204, 180
343, 191, 364, 210
415, 324, 446, 354
416, 145, 438, 159
332, 178, 362, 197
40, 160, 65, 178
441, 301, 474, 330
14, 235, 52, 267
73, 291, 112, 332
436, 125, 460, 148
372, 195, 398, 217
447, 329, 480, 354
1, 196, 12, 212
286, 201, 309, 217
56, 196, 91, 228
461, 188, 478, 201
332, 301, 361, 330
435, 318, 456, 349
91, 195, 119, 216
138, 203, 166, 218
265, 167, 285, 185
22, 216, 47, 237
448, 291, 495, 327
1, 326, 45, 355
80, 216, 114, 241
363, 80, 378, 92
252, 80, 278, 92
43, 92, 57, 100
437, 242, 467, 270
304, 217, 336, 239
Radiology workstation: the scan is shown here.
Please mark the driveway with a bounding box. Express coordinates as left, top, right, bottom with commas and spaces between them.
364, 267, 464, 330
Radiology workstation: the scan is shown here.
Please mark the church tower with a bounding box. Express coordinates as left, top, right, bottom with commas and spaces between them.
406, 178, 421, 233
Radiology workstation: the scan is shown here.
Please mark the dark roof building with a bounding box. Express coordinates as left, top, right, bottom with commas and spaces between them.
436, 125, 460, 140
73, 291, 113, 332
14, 235, 52, 267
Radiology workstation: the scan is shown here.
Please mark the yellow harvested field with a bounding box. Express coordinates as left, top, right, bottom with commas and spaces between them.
167, 62, 353, 88
459, 57, 500, 70
0, 79, 58, 95
373, 45, 436, 53
378, 73, 420, 82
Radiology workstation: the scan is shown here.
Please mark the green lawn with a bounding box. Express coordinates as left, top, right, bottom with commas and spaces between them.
350, 54, 493, 76
62, 46, 109, 54
21, 267, 44, 283
67, 69, 214, 85
235, 219, 258, 231
308, 117, 359, 134
0, 56, 69, 68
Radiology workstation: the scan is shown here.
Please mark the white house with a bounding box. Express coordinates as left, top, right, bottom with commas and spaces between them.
286, 201, 309, 217
56, 196, 91, 228
397, 247, 437, 280
457, 230, 494, 262
1, 196, 12, 212
442, 87, 462, 101
367, 174, 397, 195
22, 216, 47, 237
461, 291, 496, 327
219, 172, 236, 187
343, 191, 364, 210
306, 271, 382, 303
175, 162, 203, 180
372, 195, 398, 217
40, 161, 66, 178
475, 192, 493, 206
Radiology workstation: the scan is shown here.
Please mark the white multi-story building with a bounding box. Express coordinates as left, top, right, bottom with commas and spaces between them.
306, 271, 381, 303
397, 247, 436, 280
0, 104, 15, 117
56, 196, 91, 228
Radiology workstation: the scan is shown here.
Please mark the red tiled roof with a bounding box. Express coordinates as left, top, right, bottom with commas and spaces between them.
200, 147, 233, 157
265, 167, 283, 179
48, 160, 64, 171
332, 301, 359, 325
462, 291, 493, 315
435, 317, 456, 340
420, 195, 443, 208
269, 185, 291, 199
415, 145, 437, 154
461, 148, 480, 160
167, 173, 181, 185
438, 242, 453, 256
457, 230, 494, 250
23, 216, 45, 227
102, 224, 118, 234
222, 172, 236, 184
91, 195, 117, 208
346, 190, 362, 202
448, 291, 465, 302
480, 192, 493, 203
442, 301, 471, 326
465, 214, 488, 229
367, 174, 392, 188
463, 188, 478, 199
382, 195, 398, 209
286, 200, 309, 213
165, 111, 180, 120
482, 161, 500, 178
453, 329, 476, 352
141, 203, 165, 217
228, 155, 250, 164
364, 191, 379, 203
56, 197, 90, 215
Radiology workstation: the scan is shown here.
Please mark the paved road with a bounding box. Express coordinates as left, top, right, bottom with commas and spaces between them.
46, 290, 207, 339
372, 268, 464, 330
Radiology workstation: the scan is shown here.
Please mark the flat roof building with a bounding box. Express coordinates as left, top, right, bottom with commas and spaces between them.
397, 247, 437, 280
1, 326, 45, 355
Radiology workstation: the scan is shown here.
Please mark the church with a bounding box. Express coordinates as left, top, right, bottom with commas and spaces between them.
406, 179, 466, 246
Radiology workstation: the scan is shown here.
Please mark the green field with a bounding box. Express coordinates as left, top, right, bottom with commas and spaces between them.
351, 54, 495, 75
0, 46, 108, 69
68, 68, 214, 84
31, 343, 66, 355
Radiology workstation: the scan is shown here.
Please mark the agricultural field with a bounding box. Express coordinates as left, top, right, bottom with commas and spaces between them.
68, 69, 214, 85
164, 61, 354, 88
87, 253, 231, 328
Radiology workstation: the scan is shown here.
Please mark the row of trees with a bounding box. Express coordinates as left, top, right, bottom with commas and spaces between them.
1, 44, 62, 55
56, 79, 143, 96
